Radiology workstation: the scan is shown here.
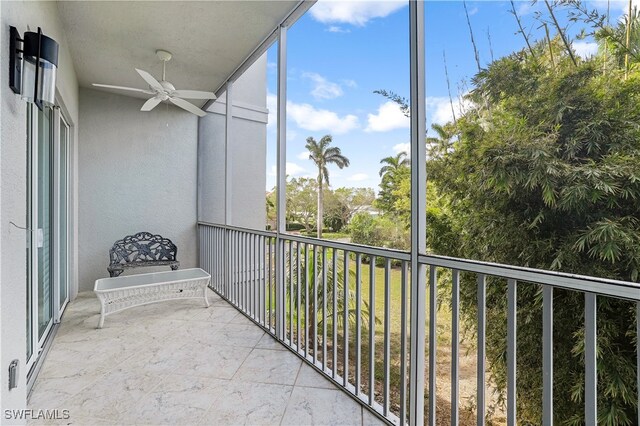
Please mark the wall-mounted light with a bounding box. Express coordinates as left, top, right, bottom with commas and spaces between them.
9, 26, 59, 109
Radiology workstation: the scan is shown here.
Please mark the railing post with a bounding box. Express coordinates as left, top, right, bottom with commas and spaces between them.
584, 293, 597, 425
451, 270, 460, 425
543, 285, 554, 425
275, 24, 287, 340
409, 1, 427, 425
477, 274, 486, 426
507, 279, 517, 426
428, 266, 437, 423
225, 229, 229, 299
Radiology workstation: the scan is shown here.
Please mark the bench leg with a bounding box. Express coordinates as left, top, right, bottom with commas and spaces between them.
98, 312, 105, 329
203, 287, 210, 308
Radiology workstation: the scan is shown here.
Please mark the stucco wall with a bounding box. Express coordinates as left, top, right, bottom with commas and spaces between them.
199, 54, 267, 229
0, 1, 80, 417
78, 89, 198, 291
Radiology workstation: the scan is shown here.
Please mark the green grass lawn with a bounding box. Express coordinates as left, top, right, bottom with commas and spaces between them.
300, 231, 351, 240
278, 256, 459, 418
269, 249, 492, 423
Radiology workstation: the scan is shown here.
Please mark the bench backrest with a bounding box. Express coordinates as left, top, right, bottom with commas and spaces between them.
109, 232, 178, 266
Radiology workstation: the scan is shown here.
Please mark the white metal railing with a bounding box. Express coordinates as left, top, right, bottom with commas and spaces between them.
198, 222, 640, 425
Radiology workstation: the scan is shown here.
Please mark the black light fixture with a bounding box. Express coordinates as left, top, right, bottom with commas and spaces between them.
9, 26, 59, 109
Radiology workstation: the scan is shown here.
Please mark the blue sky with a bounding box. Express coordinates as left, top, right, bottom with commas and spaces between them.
265, 0, 633, 192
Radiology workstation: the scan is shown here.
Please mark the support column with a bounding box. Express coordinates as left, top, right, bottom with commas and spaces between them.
275, 25, 287, 340
408, 1, 427, 425
224, 82, 234, 299
225, 81, 233, 225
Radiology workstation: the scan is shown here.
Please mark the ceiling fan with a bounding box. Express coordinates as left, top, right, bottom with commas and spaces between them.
92, 50, 216, 117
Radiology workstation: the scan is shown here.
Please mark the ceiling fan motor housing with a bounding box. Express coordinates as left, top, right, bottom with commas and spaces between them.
156, 50, 172, 62
160, 80, 176, 92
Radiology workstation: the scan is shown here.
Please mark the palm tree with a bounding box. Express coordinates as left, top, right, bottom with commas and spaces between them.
378, 151, 409, 178
285, 247, 377, 349
305, 135, 350, 238
377, 152, 409, 215
426, 123, 455, 158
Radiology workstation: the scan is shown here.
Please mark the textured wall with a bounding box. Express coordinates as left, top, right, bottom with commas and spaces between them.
78, 88, 198, 291
0, 1, 80, 415
198, 54, 267, 229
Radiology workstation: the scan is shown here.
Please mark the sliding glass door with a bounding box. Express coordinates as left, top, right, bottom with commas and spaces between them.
55, 114, 70, 314
26, 104, 71, 374
36, 105, 54, 342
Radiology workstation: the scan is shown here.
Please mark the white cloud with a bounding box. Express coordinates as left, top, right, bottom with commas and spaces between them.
303, 72, 344, 100
342, 79, 358, 88
288, 101, 359, 134
427, 97, 454, 125
517, 1, 535, 16
573, 41, 598, 59
310, 0, 407, 27
392, 142, 410, 155
348, 173, 369, 182
297, 151, 310, 160
426, 96, 472, 126
592, 0, 640, 14
327, 26, 351, 33
269, 162, 307, 177
468, 6, 479, 16
365, 101, 410, 132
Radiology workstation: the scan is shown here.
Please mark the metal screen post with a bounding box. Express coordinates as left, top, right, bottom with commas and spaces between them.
409, 1, 427, 424
275, 24, 287, 339
224, 82, 234, 298
225, 81, 233, 224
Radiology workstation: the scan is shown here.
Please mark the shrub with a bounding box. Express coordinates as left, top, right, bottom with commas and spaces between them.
348, 212, 409, 251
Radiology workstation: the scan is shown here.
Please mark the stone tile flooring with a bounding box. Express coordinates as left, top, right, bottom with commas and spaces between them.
28, 290, 384, 425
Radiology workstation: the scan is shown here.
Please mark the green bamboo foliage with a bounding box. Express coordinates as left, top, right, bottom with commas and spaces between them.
427, 13, 640, 423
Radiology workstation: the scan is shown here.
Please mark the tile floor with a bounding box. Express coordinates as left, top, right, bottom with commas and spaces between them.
28, 290, 384, 425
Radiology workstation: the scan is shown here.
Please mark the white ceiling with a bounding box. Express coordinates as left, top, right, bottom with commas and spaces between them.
57, 1, 298, 102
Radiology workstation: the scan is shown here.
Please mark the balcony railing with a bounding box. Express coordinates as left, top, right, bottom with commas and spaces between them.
198, 222, 640, 425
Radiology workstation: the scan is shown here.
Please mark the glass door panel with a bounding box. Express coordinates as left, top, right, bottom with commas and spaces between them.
58, 116, 69, 310
27, 103, 71, 373
37, 106, 53, 340
26, 106, 34, 362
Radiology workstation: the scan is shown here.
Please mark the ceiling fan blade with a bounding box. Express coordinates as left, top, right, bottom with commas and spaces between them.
135, 68, 163, 91
92, 83, 154, 94
141, 96, 162, 112
171, 90, 217, 100
169, 97, 207, 117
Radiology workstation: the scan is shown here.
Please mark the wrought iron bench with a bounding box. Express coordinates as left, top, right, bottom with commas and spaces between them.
107, 232, 179, 277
